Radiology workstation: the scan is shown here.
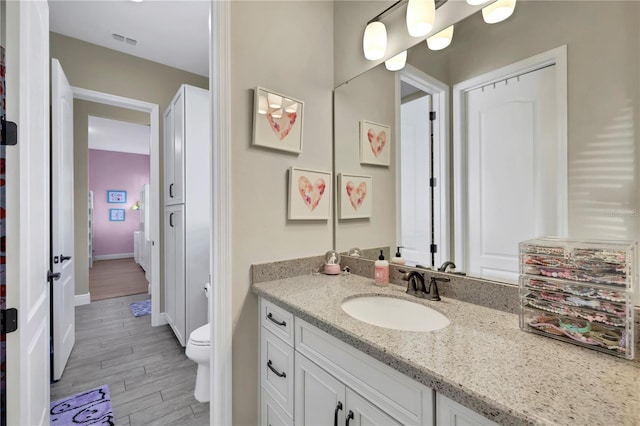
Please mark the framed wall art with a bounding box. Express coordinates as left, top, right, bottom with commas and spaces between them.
107, 190, 127, 203
253, 87, 304, 154
109, 208, 125, 222
338, 173, 372, 219
360, 120, 391, 166
288, 167, 331, 220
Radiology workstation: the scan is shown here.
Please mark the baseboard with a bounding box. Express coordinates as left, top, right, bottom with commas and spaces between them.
94, 253, 134, 261
153, 312, 169, 327
75, 293, 91, 306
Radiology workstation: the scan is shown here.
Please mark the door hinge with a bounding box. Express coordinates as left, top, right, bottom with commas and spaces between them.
430, 244, 438, 254
1, 119, 18, 146
429, 111, 436, 121
430, 177, 437, 187
1, 308, 18, 334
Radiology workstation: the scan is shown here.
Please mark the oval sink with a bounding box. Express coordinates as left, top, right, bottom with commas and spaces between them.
341, 296, 450, 332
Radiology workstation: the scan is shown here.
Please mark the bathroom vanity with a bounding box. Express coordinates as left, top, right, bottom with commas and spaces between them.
253, 274, 639, 425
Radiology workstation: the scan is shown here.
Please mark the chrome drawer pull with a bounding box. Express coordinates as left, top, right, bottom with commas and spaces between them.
267, 360, 286, 378
267, 312, 286, 327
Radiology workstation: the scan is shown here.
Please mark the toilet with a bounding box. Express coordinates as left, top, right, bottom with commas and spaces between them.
186, 283, 211, 403
186, 322, 211, 402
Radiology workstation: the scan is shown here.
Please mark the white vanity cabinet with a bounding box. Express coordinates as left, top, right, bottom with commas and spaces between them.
259, 297, 433, 426
436, 393, 498, 426
163, 84, 210, 346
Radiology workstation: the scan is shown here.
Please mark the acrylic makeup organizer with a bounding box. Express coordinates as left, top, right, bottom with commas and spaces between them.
519, 237, 636, 360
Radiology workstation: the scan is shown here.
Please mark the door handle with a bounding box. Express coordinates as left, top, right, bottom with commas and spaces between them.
48, 270, 61, 281
169, 212, 174, 227
266, 313, 286, 327
346, 410, 354, 426
60, 254, 72, 263
266, 360, 286, 378
169, 183, 174, 198
334, 401, 343, 426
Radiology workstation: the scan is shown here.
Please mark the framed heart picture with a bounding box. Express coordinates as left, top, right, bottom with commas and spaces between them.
288, 167, 331, 220
253, 87, 304, 154
359, 120, 391, 166
338, 173, 372, 219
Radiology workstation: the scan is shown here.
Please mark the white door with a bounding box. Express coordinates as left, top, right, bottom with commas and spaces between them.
400, 93, 435, 267
5, 1, 51, 424
51, 58, 75, 380
465, 65, 558, 282
294, 352, 346, 426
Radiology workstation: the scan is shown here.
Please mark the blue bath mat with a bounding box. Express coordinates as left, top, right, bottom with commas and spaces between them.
50, 385, 113, 425
129, 299, 151, 317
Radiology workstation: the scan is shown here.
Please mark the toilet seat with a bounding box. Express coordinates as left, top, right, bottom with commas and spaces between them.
189, 323, 210, 346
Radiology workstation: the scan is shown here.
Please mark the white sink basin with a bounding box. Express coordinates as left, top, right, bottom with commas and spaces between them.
341, 296, 450, 332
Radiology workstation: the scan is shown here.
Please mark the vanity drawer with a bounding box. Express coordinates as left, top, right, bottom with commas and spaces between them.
295, 317, 430, 425
261, 328, 294, 418
261, 298, 294, 346
261, 389, 293, 426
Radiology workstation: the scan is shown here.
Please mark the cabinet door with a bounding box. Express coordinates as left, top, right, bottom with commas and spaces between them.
165, 205, 186, 345
346, 389, 402, 426
172, 89, 185, 204
295, 352, 346, 426
436, 393, 497, 426
261, 390, 293, 426
163, 105, 176, 205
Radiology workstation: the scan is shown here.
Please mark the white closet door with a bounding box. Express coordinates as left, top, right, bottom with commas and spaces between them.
465, 65, 558, 282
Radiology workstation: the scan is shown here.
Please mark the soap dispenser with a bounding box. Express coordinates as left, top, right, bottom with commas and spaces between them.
391, 246, 405, 265
374, 250, 389, 286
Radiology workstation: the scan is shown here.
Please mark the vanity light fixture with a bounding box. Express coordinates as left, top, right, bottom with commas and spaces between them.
283, 99, 298, 113
363, 21, 387, 60
406, 0, 435, 37
465, 0, 490, 5
258, 95, 268, 115
385, 50, 408, 71
482, 0, 516, 24
426, 25, 454, 50
271, 109, 283, 119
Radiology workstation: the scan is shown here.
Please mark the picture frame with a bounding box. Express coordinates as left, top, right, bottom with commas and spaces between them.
253, 87, 304, 154
338, 173, 373, 219
288, 167, 331, 220
109, 208, 125, 222
107, 190, 127, 203
360, 120, 391, 166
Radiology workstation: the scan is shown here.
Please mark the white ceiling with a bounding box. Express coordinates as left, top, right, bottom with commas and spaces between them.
88, 116, 151, 155
49, 0, 210, 77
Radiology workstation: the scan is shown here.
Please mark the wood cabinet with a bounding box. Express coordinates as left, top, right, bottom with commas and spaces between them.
163, 84, 209, 346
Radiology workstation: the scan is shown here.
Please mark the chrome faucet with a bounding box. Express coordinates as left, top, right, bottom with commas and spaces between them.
438, 261, 456, 272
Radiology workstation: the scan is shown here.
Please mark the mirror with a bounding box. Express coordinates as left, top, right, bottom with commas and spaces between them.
334, 1, 640, 284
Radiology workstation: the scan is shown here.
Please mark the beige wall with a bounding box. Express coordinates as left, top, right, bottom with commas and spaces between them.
408, 1, 640, 245
230, 2, 334, 424
334, 64, 397, 252
50, 33, 208, 299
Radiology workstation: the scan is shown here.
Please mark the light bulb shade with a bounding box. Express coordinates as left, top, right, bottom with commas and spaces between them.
406, 0, 435, 37
363, 21, 387, 60
258, 95, 268, 115
482, 0, 516, 24
271, 108, 283, 119
385, 50, 407, 71
466, 0, 490, 5
283, 98, 298, 113
267, 93, 282, 109
426, 25, 454, 50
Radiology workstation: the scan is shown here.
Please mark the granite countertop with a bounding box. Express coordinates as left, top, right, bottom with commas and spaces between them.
252, 273, 640, 426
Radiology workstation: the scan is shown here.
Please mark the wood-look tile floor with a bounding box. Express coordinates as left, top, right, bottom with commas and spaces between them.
51, 293, 210, 426
90, 259, 150, 301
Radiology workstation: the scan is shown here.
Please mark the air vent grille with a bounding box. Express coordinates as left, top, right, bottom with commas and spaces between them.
112, 32, 138, 46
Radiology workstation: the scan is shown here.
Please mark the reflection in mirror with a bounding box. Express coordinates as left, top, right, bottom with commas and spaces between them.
334, 1, 640, 287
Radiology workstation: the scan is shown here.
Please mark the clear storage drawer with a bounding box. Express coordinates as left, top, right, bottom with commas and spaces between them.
519, 238, 636, 359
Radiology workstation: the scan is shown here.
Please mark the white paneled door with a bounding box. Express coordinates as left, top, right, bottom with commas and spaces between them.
5, 1, 51, 424
465, 65, 558, 282
51, 58, 76, 381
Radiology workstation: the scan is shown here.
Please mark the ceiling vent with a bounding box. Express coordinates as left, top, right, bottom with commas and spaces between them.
112, 32, 138, 46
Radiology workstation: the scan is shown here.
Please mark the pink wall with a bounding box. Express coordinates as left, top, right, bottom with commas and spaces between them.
89, 149, 150, 256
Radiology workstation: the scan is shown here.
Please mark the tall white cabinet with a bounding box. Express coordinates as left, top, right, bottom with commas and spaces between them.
163, 84, 210, 346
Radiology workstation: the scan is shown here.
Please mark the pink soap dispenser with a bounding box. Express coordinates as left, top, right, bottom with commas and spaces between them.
374, 250, 389, 286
